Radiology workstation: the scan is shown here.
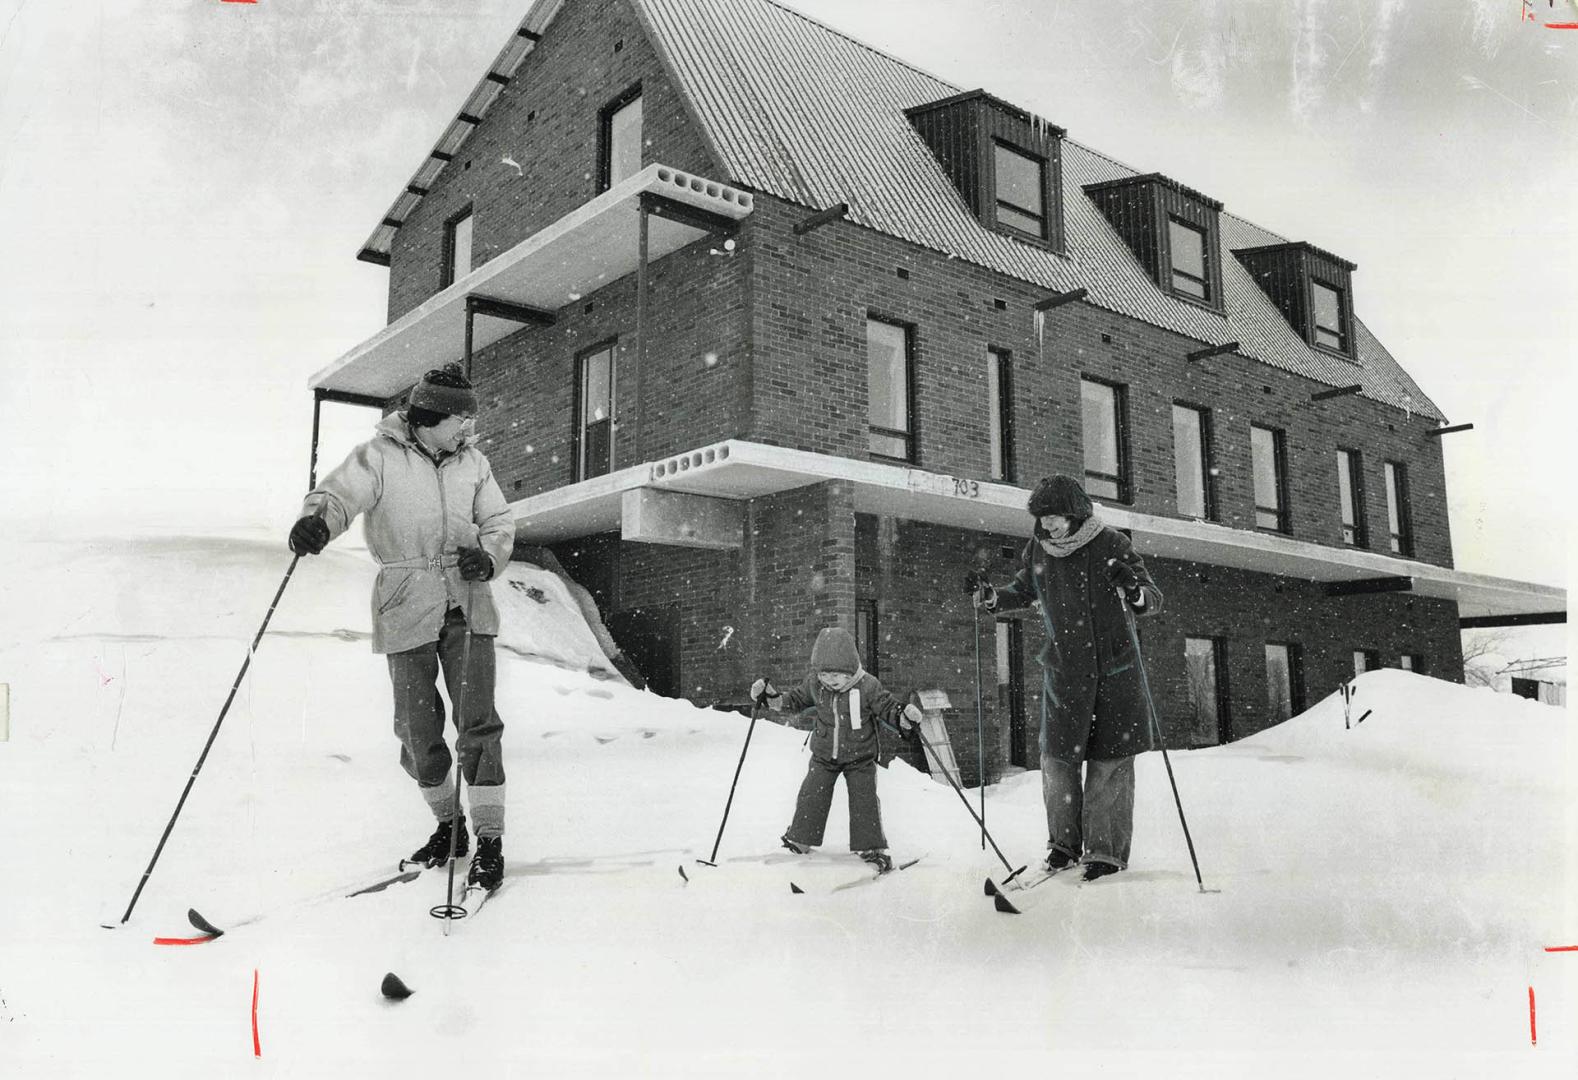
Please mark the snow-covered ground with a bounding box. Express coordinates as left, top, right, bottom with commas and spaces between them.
1, 530, 1573, 1078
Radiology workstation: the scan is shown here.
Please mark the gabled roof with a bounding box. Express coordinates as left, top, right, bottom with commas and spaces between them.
365, 0, 1443, 420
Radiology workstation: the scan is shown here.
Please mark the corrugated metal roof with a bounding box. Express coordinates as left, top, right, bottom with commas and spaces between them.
633, 0, 1445, 420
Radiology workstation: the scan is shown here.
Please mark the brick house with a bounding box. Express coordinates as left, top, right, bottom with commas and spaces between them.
308, 0, 1563, 784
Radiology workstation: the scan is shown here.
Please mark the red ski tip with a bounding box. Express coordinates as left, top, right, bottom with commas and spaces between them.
153, 935, 216, 946
380, 972, 414, 1001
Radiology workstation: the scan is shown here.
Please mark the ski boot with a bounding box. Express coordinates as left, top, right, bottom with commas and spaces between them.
858, 850, 893, 873
781, 834, 813, 855
404, 814, 468, 870
1079, 861, 1121, 883
1044, 848, 1077, 874
468, 835, 504, 892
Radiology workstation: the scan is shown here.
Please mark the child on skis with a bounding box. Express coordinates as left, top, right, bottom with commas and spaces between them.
750, 626, 922, 872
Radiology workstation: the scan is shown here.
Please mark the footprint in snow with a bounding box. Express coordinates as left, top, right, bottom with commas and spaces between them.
584, 687, 614, 699
594, 735, 619, 744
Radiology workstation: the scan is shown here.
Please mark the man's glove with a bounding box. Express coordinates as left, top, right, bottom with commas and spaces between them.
458, 546, 493, 582
1106, 558, 1141, 596
288, 515, 329, 556
901, 703, 923, 731
962, 570, 997, 610
749, 678, 780, 705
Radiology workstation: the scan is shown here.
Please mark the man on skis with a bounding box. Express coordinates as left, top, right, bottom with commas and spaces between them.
287, 362, 515, 892
968, 474, 1163, 882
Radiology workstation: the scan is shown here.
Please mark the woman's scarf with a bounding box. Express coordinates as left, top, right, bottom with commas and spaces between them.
1038, 512, 1104, 558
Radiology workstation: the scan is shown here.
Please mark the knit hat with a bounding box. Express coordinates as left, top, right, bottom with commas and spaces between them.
408, 362, 478, 418
1027, 474, 1093, 521
808, 627, 860, 674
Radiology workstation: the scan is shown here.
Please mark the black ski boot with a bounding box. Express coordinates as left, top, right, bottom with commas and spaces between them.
858, 850, 894, 873
1080, 861, 1121, 883
405, 815, 468, 869
468, 835, 504, 892
1044, 848, 1077, 873
781, 834, 812, 855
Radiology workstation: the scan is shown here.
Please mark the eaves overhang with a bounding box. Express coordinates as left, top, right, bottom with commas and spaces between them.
509, 439, 1565, 623
312, 165, 753, 401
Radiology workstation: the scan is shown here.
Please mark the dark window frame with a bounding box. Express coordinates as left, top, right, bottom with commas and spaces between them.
866, 314, 918, 464
1250, 424, 1291, 534
1171, 400, 1217, 521
987, 346, 1016, 482
1337, 447, 1368, 547
1384, 460, 1414, 556
1185, 635, 1232, 747
1399, 653, 1425, 675
855, 599, 880, 679
1353, 648, 1381, 676
1080, 375, 1131, 504
990, 138, 1051, 243
1167, 215, 1211, 303
440, 204, 475, 289
1264, 641, 1305, 722
597, 83, 644, 193
572, 338, 619, 482
1310, 277, 1349, 355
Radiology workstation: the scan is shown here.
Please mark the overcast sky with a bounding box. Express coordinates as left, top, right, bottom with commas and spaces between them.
2, 0, 1572, 606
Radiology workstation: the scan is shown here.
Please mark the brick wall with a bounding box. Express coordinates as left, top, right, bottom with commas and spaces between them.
741, 482, 857, 700
467, 238, 748, 502
740, 195, 1454, 570
385, 0, 718, 322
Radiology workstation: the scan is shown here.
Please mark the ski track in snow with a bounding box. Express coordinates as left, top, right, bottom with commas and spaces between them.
0, 530, 1573, 1077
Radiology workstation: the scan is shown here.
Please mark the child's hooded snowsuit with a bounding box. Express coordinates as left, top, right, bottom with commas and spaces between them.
779, 627, 907, 851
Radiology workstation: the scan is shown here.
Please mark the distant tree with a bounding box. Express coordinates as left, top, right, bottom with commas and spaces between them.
1460, 629, 1512, 689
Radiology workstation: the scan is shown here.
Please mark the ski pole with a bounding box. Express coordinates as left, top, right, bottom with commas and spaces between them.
433, 584, 475, 927
1116, 588, 1207, 892
698, 696, 766, 867
972, 602, 985, 850
117, 554, 302, 926
910, 722, 1025, 882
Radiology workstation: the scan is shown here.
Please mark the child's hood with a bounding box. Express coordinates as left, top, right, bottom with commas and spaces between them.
809, 627, 861, 674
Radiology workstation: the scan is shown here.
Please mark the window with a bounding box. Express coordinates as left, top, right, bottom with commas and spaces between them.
1185, 637, 1229, 747
1250, 425, 1289, 533
599, 86, 643, 192
1265, 643, 1304, 723
1172, 404, 1214, 520
576, 342, 616, 480
1168, 217, 1209, 301
1337, 449, 1366, 546
1081, 378, 1128, 502
987, 347, 1015, 482
1353, 649, 1379, 676
1311, 279, 1346, 352
441, 208, 474, 289
995, 620, 1029, 768
1384, 461, 1413, 556
855, 600, 879, 678
867, 317, 914, 461
993, 141, 1047, 239
1399, 654, 1423, 673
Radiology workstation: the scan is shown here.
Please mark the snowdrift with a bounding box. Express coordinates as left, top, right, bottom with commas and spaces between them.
0, 530, 1572, 1078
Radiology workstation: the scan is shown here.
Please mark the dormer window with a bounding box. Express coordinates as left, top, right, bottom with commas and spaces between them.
1311, 279, 1347, 351
1234, 241, 1358, 360
1084, 173, 1224, 311
1168, 217, 1209, 301
993, 141, 1048, 240
906, 89, 1065, 253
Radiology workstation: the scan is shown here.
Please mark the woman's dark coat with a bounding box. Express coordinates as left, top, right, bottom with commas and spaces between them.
992, 526, 1163, 762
